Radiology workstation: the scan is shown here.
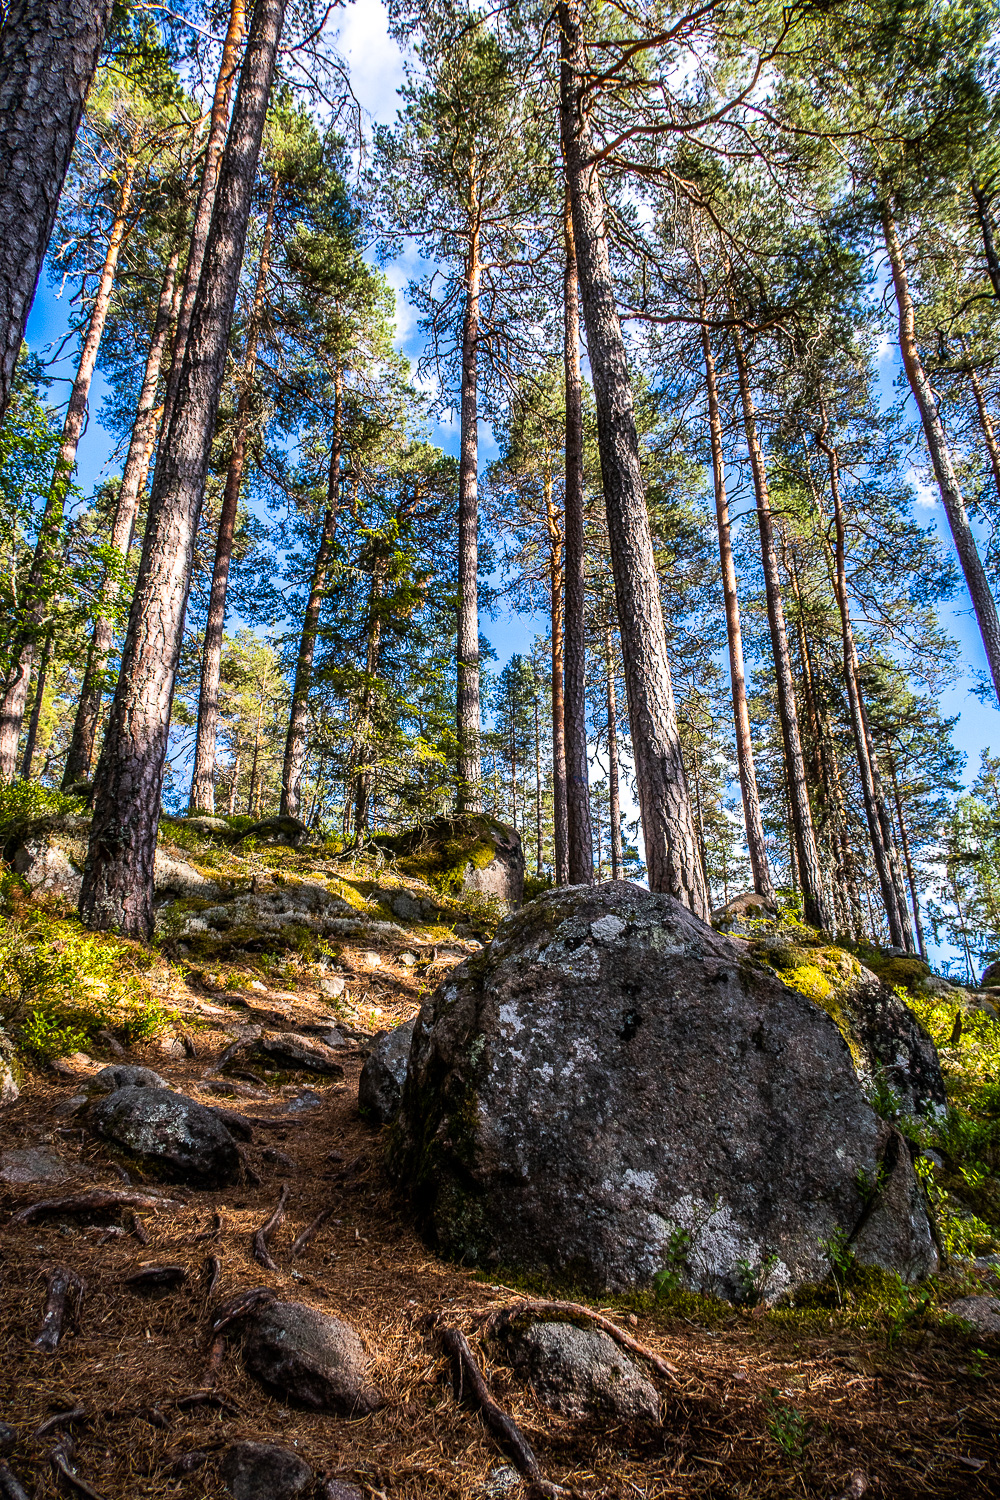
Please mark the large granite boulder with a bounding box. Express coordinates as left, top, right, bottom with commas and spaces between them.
389, 883, 938, 1301
239, 1300, 382, 1414
90, 1086, 242, 1186
358, 1019, 415, 1124
384, 815, 524, 907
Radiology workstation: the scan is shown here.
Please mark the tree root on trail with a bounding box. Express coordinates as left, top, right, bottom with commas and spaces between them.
122, 1264, 188, 1291
13, 1192, 177, 1225
50, 1437, 103, 1498
289, 1205, 334, 1260
35, 1267, 85, 1353
482, 1299, 679, 1381
204, 1253, 222, 1301
252, 1183, 289, 1271
35, 1409, 87, 1438
439, 1325, 577, 1500
0, 1464, 30, 1500
209, 1285, 275, 1337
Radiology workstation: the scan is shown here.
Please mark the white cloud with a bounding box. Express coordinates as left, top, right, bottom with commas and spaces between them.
335, 0, 407, 127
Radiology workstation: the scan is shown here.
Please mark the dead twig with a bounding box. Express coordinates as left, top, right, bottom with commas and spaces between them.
13, 1191, 177, 1225
50, 1437, 103, 1498
440, 1325, 570, 1499
0, 1465, 30, 1500
289, 1206, 334, 1260
484, 1299, 679, 1381
252, 1183, 289, 1272
209, 1285, 275, 1336
35, 1267, 85, 1354
204, 1253, 222, 1300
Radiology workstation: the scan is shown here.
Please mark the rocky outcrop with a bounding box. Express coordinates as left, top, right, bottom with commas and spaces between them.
89, 1086, 243, 1186
497, 1319, 659, 1422
385, 815, 524, 907
358, 1019, 415, 1124
239, 1299, 382, 1414
10, 815, 219, 901
389, 883, 938, 1301
90, 1064, 170, 1094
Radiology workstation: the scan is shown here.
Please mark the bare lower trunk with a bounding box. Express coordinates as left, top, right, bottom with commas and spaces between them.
697, 272, 773, 903
20, 628, 51, 778
559, 0, 707, 917
883, 205, 1000, 703
63, 245, 182, 788
888, 752, 927, 960
159, 0, 247, 440
190, 175, 277, 813
80, 0, 287, 937
544, 472, 569, 881
456, 214, 482, 811
968, 361, 1000, 509
281, 377, 342, 817
971, 177, 1000, 302
0, 0, 115, 430
730, 318, 828, 929
605, 617, 621, 882
562, 186, 592, 882
534, 691, 542, 874
227, 739, 241, 816
818, 417, 914, 952
0, 164, 135, 780
353, 570, 382, 840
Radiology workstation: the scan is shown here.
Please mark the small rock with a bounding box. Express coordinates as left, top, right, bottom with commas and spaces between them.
287, 1089, 323, 1113
240, 1299, 382, 1414
920, 1148, 945, 1170
94, 1028, 126, 1057
90, 1086, 242, 1187
50, 1052, 95, 1077
502, 1320, 659, 1423
0, 1148, 71, 1185
0, 1033, 18, 1106
220, 1441, 313, 1500
91, 1065, 170, 1094
947, 1295, 1000, 1333
363, 951, 382, 969
52, 1093, 88, 1117
398, 952, 417, 968
318, 974, 346, 998
320, 1482, 363, 1500
317, 1028, 346, 1049
250, 980, 267, 992
158, 1036, 187, 1059
358, 1019, 415, 1125
254, 1032, 345, 1076
482, 1465, 521, 1498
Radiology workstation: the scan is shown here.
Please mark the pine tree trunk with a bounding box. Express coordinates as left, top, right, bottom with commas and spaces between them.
697, 275, 774, 903
189, 175, 277, 813
967, 361, 1000, 508
159, 0, 247, 440
0, 0, 115, 431
280, 373, 341, 819
79, 0, 287, 937
817, 417, 914, 951
605, 616, 622, 881
730, 318, 828, 929
559, 0, 707, 916
456, 212, 482, 811
562, 185, 593, 883
353, 569, 382, 840
20, 627, 51, 778
63, 244, 182, 788
544, 471, 569, 881
227, 738, 241, 816
0, 162, 135, 780
882, 204, 1000, 703
971, 177, 1000, 301
888, 752, 927, 960
534, 689, 543, 875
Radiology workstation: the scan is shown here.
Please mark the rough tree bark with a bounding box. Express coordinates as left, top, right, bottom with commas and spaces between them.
189, 174, 277, 812
0, 0, 115, 431
559, 0, 707, 916
604, 614, 622, 882
562, 184, 593, 883
966, 358, 1000, 509
456, 203, 482, 812
20, 628, 51, 779
883, 204, 1000, 703
62, 243, 182, 788
816, 414, 914, 952
696, 266, 774, 904
543, 467, 569, 882
887, 750, 927, 960
280, 374, 342, 818
730, 317, 828, 929
79, 0, 288, 937
0, 160, 135, 780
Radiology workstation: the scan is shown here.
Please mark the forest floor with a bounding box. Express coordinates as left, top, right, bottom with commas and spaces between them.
0, 828, 998, 1499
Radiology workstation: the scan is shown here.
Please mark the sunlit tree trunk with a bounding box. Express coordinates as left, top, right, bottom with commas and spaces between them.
543, 468, 569, 881
559, 0, 707, 916
456, 201, 482, 811
80, 0, 287, 937
887, 750, 927, 961
604, 615, 621, 882
20, 628, 51, 778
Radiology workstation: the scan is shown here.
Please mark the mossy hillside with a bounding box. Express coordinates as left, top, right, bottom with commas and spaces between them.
382, 813, 512, 897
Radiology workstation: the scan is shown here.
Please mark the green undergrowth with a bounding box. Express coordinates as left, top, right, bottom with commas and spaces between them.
0, 870, 174, 1059
0, 779, 84, 846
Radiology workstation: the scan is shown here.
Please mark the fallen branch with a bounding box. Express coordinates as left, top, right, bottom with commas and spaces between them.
204, 1253, 222, 1301
252, 1183, 289, 1272
440, 1326, 569, 1499
483, 1300, 678, 1381
0, 1465, 30, 1500
289, 1206, 334, 1261
35, 1267, 85, 1353
207, 1032, 261, 1075
122, 1264, 188, 1291
50, 1437, 103, 1498
13, 1192, 177, 1225
35, 1409, 87, 1438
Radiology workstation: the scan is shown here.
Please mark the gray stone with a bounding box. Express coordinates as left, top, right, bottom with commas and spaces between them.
318, 974, 346, 998
947, 1295, 1000, 1333
254, 1032, 345, 1076
832, 970, 946, 1119
220, 1441, 312, 1500
481, 1466, 521, 1498
320, 1482, 363, 1500
0, 1029, 19, 1106
501, 1320, 659, 1423
153, 848, 220, 898
711, 891, 777, 934
0, 1147, 71, 1184
90, 1086, 242, 1186
91, 1064, 170, 1094
399, 951, 418, 967
181, 816, 232, 838
389, 882, 938, 1300
240, 1300, 382, 1414
358, 1019, 415, 1125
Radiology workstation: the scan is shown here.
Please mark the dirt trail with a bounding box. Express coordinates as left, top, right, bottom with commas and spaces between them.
0, 918, 996, 1498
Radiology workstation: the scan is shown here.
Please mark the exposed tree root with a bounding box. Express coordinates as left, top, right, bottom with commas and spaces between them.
289, 1205, 334, 1260
483, 1299, 679, 1381
0, 1465, 30, 1500
50, 1437, 103, 1498
209, 1285, 275, 1337
252, 1183, 289, 1271
13, 1192, 177, 1225
35, 1267, 85, 1353
122, 1264, 188, 1291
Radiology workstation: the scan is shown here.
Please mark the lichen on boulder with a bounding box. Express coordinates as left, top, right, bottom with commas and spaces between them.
388, 882, 939, 1302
